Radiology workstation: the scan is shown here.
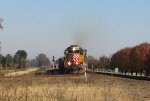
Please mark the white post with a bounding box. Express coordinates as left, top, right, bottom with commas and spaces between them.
84, 64, 88, 83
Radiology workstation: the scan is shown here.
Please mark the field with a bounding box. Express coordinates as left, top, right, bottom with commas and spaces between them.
0, 73, 150, 101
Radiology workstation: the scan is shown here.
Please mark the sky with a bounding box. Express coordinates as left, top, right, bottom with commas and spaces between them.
0, 0, 150, 59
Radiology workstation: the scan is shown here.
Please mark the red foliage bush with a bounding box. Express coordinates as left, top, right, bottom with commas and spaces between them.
111, 43, 150, 72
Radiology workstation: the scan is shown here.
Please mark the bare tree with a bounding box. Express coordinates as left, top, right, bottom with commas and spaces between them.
87, 56, 99, 70
36, 53, 51, 68
27, 59, 38, 67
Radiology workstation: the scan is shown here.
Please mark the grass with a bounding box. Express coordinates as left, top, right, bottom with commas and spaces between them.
0, 70, 14, 75
14, 68, 27, 72
0, 73, 150, 101
0, 68, 30, 75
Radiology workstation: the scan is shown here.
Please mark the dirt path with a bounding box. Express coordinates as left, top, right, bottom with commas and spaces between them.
4, 68, 38, 77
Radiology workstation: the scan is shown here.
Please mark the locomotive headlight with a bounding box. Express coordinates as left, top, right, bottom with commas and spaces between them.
72, 47, 75, 51
76, 62, 79, 65
68, 61, 71, 66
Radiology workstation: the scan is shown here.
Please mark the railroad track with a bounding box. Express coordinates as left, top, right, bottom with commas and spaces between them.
87, 70, 150, 81
34, 68, 150, 81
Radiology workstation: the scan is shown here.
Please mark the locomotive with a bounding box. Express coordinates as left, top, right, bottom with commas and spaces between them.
46, 45, 88, 74
63, 45, 88, 72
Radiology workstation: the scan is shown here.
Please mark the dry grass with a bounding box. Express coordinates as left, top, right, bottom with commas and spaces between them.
0, 73, 150, 101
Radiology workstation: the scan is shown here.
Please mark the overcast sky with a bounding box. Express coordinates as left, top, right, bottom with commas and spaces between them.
0, 0, 150, 59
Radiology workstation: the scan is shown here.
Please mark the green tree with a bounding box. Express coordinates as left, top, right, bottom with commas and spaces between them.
2, 56, 6, 69
14, 50, 27, 68
5, 54, 13, 69
0, 54, 3, 69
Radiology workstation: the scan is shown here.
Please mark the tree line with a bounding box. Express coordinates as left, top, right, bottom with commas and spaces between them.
87, 42, 150, 76
0, 50, 27, 69
0, 50, 51, 69
110, 43, 150, 76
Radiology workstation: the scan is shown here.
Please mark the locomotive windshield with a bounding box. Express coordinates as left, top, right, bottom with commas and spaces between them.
65, 46, 82, 53
69, 47, 79, 53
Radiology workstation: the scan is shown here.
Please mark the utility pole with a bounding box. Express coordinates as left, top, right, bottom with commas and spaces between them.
84, 64, 88, 83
